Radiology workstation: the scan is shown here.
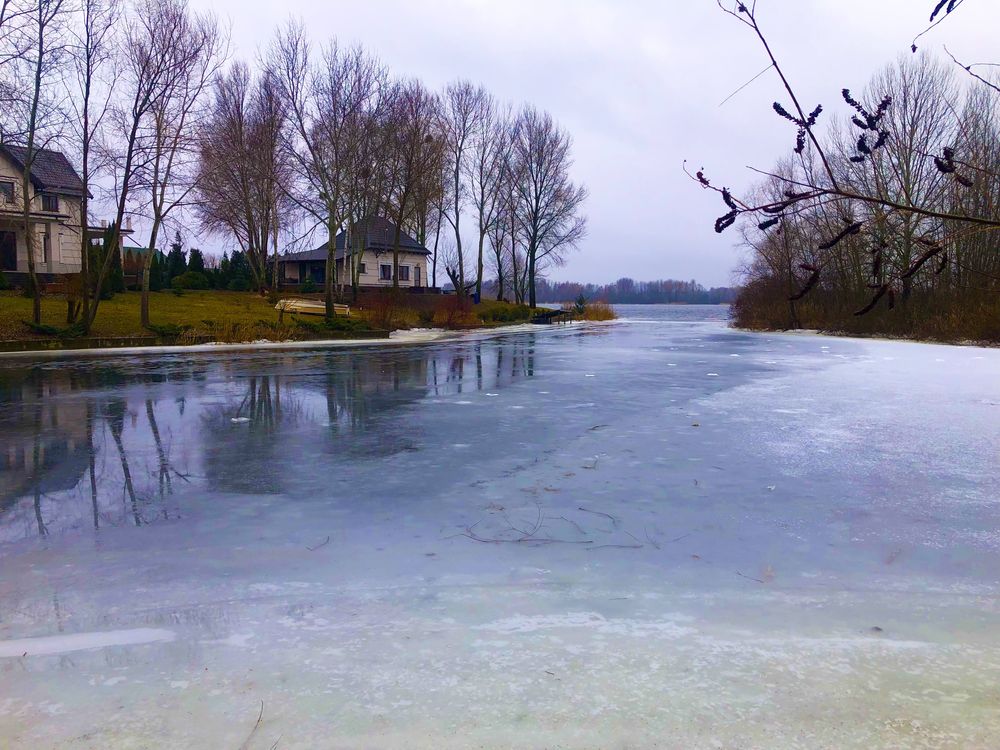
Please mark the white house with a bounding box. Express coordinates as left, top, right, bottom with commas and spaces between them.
279, 216, 431, 290
0, 144, 133, 287
0, 145, 88, 279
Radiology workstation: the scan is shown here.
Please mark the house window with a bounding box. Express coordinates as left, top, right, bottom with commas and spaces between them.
358, 263, 366, 274
0, 182, 13, 203
42, 233, 51, 263
415, 266, 421, 286
380, 264, 392, 281
41, 194, 58, 212
398, 265, 410, 282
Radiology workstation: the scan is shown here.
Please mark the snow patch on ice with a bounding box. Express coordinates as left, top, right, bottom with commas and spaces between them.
474, 612, 696, 638
0, 628, 176, 658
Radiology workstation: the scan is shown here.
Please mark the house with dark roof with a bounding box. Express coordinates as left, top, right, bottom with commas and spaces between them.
278, 216, 431, 290
0, 144, 90, 278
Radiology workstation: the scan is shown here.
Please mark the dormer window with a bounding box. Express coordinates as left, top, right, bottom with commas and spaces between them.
41, 194, 58, 212
0, 182, 13, 203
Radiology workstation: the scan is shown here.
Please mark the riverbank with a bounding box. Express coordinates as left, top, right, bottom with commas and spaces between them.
0, 290, 571, 353
731, 286, 1000, 345
0, 321, 590, 359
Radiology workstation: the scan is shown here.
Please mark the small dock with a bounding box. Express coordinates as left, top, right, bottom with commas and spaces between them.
530, 309, 577, 325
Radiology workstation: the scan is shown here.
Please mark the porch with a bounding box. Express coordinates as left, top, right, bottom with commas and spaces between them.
0, 213, 77, 277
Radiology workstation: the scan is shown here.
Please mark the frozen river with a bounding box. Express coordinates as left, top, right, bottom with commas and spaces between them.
1, 305, 1000, 749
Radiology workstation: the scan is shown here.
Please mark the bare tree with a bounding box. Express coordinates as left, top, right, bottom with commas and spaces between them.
135, 0, 223, 328
67, 0, 120, 327
487, 193, 514, 301
467, 96, 509, 298
384, 79, 443, 289
696, 2, 1000, 317
510, 105, 587, 307
18, 0, 70, 324
196, 63, 292, 289
85, 0, 193, 332
270, 24, 384, 317
440, 80, 489, 298
343, 104, 393, 298
0, 0, 43, 143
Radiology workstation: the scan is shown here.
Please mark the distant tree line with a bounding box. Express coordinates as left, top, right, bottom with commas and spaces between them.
523, 278, 737, 305
700, 3, 1000, 342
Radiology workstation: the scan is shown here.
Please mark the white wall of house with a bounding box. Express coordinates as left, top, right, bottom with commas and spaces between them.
348, 250, 428, 288
284, 249, 430, 288
0, 151, 84, 275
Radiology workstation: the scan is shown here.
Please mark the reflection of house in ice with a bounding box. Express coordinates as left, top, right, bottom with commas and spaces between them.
0, 335, 544, 536
0, 372, 90, 509
201, 351, 432, 495
200, 338, 538, 496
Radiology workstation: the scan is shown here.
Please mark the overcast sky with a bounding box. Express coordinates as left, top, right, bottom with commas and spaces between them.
187, 0, 997, 287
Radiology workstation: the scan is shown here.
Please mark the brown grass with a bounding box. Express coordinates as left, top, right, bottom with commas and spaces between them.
351, 293, 533, 330
579, 301, 616, 321
561, 300, 617, 321
732, 280, 1000, 344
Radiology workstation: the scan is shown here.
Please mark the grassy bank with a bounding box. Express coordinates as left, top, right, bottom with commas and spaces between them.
0, 291, 560, 350
567, 300, 616, 321
732, 282, 1000, 344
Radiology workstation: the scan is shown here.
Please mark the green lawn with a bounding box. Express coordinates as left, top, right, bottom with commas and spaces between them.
0, 290, 545, 346
0, 290, 296, 342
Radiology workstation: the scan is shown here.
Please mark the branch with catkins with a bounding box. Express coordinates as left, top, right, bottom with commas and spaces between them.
933, 146, 975, 188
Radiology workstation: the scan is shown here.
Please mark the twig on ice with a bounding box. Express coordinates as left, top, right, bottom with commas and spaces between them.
306, 536, 331, 551
644, 527, 662, 549
460, 529, 593, 545
238, 701, 264, 750
552, 515, 587, 535
503, 504, 543, 537
736, 570, 765, 584
578, 506, 620, 527
588, 544, 643, 551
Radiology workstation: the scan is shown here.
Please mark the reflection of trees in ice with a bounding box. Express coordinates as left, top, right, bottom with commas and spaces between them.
0, 362, 207, 540
201, 375, 308, 495
0, 336, 543, 542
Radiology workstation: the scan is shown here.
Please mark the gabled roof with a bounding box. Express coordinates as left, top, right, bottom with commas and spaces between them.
0, 144, 86, 197
280, 216, 429, 263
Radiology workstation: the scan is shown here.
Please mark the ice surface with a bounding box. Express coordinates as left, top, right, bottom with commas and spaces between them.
1, 304, 999, 748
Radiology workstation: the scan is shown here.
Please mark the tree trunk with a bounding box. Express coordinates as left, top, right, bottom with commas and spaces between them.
77, 177, 90, 328
527, 242, 537, 308
431, 209, 442, 289
271, 224, 280, 293
22, 12, 46, 327
454, 228, 464, 298
392, 221, 402, 290
475, 230, 485, 299
325, 214, 336, 320
140, 219, 162, 329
